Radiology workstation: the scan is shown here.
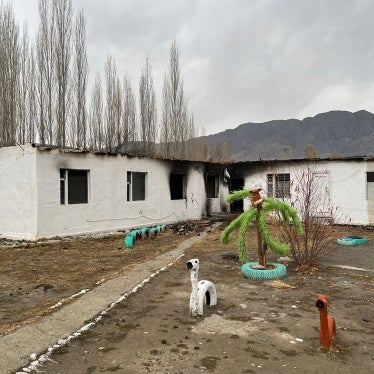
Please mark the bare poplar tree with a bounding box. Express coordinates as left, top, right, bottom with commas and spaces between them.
36, 0, 55, 145
104, 54, 117, 151
0, 3, 20, 147
184, 112, 196, 160
88, 73, 104, 150
53, 0, 72, 147
17, 25, 29, 144
139, 58, 157, 155
113, 77, 123, 150
27, 45, 37, 143
72, 9, 88, 148
161, 39, 190, 159
122, 75, 137, 153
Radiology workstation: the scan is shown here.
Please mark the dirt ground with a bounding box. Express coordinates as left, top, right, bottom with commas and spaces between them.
1, 220, 373, 373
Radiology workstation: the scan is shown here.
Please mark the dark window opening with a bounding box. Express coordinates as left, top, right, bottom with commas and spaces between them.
170, 173, 186, 200
267, 173, 290, 198
127, 171, 146, 201
60, 169, 66, 204
206, 175, 218, 198
60, 169, 88, 205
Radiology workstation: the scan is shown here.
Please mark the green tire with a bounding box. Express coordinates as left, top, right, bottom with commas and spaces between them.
241, 262, 287, 280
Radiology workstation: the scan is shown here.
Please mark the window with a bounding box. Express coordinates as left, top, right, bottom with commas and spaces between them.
206, 175, 218, 198
267, 173, 290, 198
367, 172, 374, 200
60, 169, 88, 204
127, 171, 147, 201
170, 173, 186, 200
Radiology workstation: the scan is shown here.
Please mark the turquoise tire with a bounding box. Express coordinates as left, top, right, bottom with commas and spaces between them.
337, 236, 367, 246
124, 235, 134, 248
241, 262, 287, 280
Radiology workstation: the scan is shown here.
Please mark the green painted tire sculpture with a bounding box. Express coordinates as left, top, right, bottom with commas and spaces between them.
241, 262, 287, 280
337, 236, 367, 246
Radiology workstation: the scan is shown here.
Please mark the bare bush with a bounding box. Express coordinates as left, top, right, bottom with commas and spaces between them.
281, 166, 343, 269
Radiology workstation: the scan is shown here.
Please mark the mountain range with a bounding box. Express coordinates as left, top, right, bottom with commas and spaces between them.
203, 110, 374, 161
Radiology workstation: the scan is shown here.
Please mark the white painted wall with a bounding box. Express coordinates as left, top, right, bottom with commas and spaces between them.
2, 143, 371, 240
34, 148, 210, 238
242, 160, 373, 225
0, 144, 37, 239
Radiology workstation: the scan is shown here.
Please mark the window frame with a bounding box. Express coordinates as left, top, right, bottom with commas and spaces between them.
127, 171, 147, 202
266, 173, 290, 198
60, 169, 89, 205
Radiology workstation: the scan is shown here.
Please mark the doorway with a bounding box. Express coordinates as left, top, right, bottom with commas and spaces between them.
229, 177, 244, 212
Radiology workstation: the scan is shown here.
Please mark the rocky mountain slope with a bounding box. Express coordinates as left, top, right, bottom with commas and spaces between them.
204, 110, 374, 161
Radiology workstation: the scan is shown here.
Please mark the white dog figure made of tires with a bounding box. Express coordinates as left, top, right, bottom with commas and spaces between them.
186, 258, 217, 316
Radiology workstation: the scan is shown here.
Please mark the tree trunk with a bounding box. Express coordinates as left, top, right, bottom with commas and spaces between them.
257, 226, 266, 267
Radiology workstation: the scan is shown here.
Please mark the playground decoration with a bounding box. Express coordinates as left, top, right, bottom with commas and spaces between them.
337, 236, 367, 246
221, 188, 303, 280
186, 258, 217, 316
124, 225, 166, 248
315, 295, 336, 350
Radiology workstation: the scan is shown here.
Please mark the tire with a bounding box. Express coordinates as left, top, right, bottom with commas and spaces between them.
241, 262, 287, 280
337, 236, 367, 246
124, 235, 134, 248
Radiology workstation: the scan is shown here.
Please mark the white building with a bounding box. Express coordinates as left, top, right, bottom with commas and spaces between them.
226, 157, 374, 225
0, 144, 230, 240
1, 144, 373, 240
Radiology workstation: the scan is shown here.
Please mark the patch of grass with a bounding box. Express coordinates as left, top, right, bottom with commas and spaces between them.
106, 331, 130, 343
54, 345, 69, 355
100, 364, 122, 372
175, 317, 197, 325
280, 348, 298, 356
99, 346, 117, 353
200, 356, 220, 372
165, 281, 184, 287
150, 349, 161, 355
245, 345, 270, 359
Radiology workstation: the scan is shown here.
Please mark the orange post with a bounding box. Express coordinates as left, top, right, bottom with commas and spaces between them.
315, 295, 336, 350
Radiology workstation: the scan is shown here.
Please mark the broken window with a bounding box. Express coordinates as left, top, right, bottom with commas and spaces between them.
60, 169, 89, 204
267, 173, 290, 198
127, 171, 147, 201
206, 175, 219, 198
170, 173, 186, 200
367, 172, 374, 200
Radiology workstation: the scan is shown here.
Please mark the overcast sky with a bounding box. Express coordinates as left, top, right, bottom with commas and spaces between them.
10, 0, 374, 135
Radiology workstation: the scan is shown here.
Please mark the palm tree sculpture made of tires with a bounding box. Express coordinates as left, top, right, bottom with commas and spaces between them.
221, 188, 304, 280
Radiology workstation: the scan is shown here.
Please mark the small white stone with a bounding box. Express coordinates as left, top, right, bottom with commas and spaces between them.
291, 305, 298, 309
